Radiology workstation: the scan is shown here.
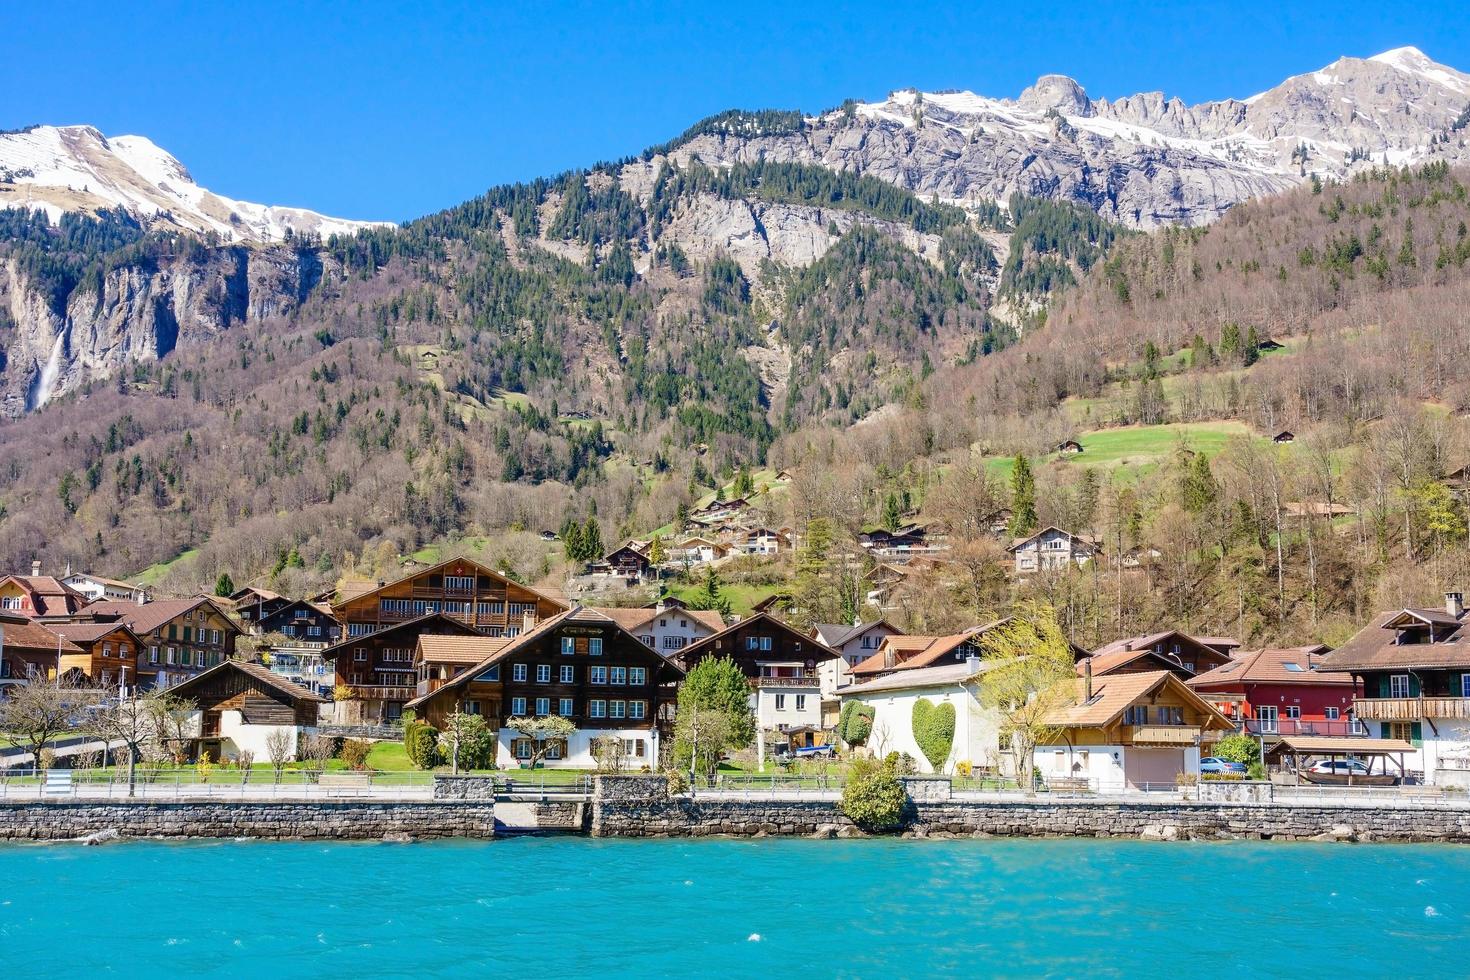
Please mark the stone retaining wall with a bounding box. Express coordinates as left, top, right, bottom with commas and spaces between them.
0, 801, 497, 841
433, 775, 499, 800
588, 775, 1470, 842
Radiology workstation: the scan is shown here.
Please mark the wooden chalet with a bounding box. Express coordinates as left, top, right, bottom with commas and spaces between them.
230, 586, 293, 626
331, 556, 567, 639
1083, 630, 1237, 679
1007, 526, 1100, 574
404, 607, 684, 767
0, 611, 81, 685
166, 659, 327, 763
1057, 439, 1084, 454
251, 598, 343, 646
322, 612, 481, 723
47, 620, 152, 690
590, 542, 653, 581
82, 596, 241, 689
1272, 430, 1295, 444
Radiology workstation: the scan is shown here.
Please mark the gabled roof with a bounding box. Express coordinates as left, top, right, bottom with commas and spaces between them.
1046, 670, 1233, 730
1006, 526, 1099, 553
404, 606, 685, 710
0, 575, 89, 616
813, 620, 898, 649
1089, 630, 1235, 671
320, 612, 481, 661
229, 585, 284, 603
850, 621, 1008, 676
0, 611, 83, 655
1188, 646, 1349, 688
64, 572, 142, 591
45, 620, 145, 648
166, 658, 327, 705
678, 611, 839, 664
1321, 607, 1470, 671
82, 596, 240, 636
330, 556, 569, 615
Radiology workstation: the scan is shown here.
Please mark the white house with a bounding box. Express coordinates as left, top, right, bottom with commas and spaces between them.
838, 661, 1006, 775
165, 660, 327, 763
669, 538, 729, 565
60, 570, 144, 603
738, 527, 791, 557
595, 601, 725, 656
1007, 526, 1100, 574
814, 620, 903, 697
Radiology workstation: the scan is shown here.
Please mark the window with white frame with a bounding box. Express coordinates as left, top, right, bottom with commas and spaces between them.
536, 697, 550, 716
354, 649, 367, 662
558, 698, 574, 716
561, 637, 575, 656
1324, 707, 1340, 720
629, 667, 646, 686
609, 700, 626, 719
774, 694, 786, 711
590, 666, 607, 684
560, 665, 575, 683
795, 694, 807, 712
1390, 674, 1411, 698
589, 699, 606, 718
589, 638, 603, 656
511, 697, 527, 715
536, 664, 551, 683
512, 663, 528, 682
611, 666, 626, 685
629, 701, 646, 720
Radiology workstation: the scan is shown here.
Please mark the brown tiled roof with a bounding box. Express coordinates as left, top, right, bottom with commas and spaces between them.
168, 658, 327, 704
1188, 646, 1348, 688
45, 621, 142, 647
850, 622, 1007, 676
673, 611, 839, 664
319, 612, 481, 661
0, 575, 89, 616
330, 556, 570, 615
1319, 608, 1470, 671
0, 611, 83, 654
1046, 670, 1233, 730
589, 607, 656, 632
1078, 647, 1187, 677
417, 634, 513, 666
83, 597, 236, 636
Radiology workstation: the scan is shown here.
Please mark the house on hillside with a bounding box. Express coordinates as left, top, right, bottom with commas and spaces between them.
230, 586, 293, 626
1272, 430, 1295, 444
331, 556, 567, 640
83, 596, 241, 689
689, 497, 752, 524
592, 601, 724, 656
1188, 645, 1358, 737
673, 612, 839, 750
814, 620, 903, 696
737, 527, 791, 557
405, 607, 684, 767
1083, 631, 1238, 680
859, 524, 938, 559
1007, 526, 1100, 574
1057, 439, 1084, 455
588, 542, 653, 584
250, 598, 343, 646
60, 571, 144, 603
0, 565, 90, 618
668, 537, 729, 565
1320, 591, 1470, 783
167, 659, 327, 764
838, 662, 1006, 775
1038, 669, 1234, 791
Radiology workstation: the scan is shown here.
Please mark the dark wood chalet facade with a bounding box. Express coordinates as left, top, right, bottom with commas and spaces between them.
405, 607, 684, 767
322, 613, 481, 723
253, 599, 343, 646
331, 557, 567, 639
165, 660, 327, 763
674, 612, 838, 686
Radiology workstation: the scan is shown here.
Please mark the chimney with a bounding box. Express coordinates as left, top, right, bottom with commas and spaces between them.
1084, 659, 1094, 701
30, 559, 41, 577
523, 610, 537, 631
136, 588, 148, 606
1448, 592, 1464, 619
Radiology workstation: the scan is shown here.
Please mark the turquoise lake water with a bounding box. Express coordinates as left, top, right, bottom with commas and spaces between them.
1, 837, 1466, 978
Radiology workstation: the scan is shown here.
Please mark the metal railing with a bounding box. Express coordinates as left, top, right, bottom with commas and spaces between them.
0, 767, 436, 801
1239, 719, 1367, 737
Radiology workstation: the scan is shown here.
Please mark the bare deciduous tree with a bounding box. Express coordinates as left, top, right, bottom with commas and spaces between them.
0, 677, 93, 772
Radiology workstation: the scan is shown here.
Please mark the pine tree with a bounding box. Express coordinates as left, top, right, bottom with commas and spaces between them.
213, 572, 235, 597
562, 523, 585, 562
1180, 452, 1218, 513
1008, 455, 1038, 535
581, 517, 603, 560
881, 491, 904, 532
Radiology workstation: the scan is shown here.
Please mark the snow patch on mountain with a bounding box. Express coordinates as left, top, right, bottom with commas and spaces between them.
0, 125, 389, 242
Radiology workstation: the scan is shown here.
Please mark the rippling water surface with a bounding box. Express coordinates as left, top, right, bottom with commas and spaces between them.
1, 837, 1466, 978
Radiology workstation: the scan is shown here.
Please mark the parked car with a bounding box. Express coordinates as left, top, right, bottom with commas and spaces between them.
1198, 757, 1249, 775
1308, 759, 1371, 775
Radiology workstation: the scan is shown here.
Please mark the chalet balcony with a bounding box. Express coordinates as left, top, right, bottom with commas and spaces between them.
1120, 724, 1202, 746
1353, 696, 1470, 721
749, 675, 820, 689
1239, 719, 1366, 737
349, 685, 416, 702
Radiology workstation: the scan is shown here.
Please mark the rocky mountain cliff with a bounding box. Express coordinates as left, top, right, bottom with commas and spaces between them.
666, 46, 1470, 228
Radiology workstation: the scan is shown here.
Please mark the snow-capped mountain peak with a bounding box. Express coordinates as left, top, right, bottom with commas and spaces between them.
0, 124, 389, 242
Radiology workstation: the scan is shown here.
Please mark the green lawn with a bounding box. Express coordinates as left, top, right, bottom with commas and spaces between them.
665, 581, 780, 616
132, 548, 201, 585
1052, 421, 1257, 466
365, 741, 411, 770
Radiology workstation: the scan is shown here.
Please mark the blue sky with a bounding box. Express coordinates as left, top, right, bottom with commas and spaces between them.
6, 1, 1470, 222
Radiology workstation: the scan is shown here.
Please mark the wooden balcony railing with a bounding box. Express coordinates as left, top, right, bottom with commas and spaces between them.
1122, 724, 1201, 745
348, 685, 416, 702
1353, 696, 1470, 721
750, 675, 820, 689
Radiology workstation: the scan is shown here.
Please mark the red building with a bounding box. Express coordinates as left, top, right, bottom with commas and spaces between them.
1187, 645, 1360, 736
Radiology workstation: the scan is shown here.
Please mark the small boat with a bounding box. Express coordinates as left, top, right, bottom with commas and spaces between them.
1299, 770, 1399, 787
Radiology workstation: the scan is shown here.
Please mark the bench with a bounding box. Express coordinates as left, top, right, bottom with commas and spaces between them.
319, 772, 373, 797
1044, 777, 1093, 794
43, 771, 73, 797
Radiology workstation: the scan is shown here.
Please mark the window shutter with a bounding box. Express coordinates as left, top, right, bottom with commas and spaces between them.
1411, 722, 1423, 746
1378, 676, 1389, 697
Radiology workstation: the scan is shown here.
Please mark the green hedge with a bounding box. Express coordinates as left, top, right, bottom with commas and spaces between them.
911, 698, 955, 771
838, 701, 874, 746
